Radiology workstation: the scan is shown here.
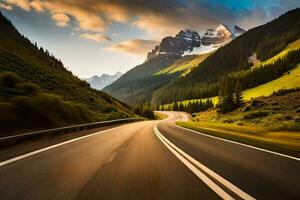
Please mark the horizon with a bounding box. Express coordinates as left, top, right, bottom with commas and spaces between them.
0, 0, 299, 78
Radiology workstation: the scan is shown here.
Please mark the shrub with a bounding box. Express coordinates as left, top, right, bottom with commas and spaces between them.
237, 122, 244, 126
0, 71, 22, 88
243, 111, 269, 119
17, 82, 39, 95
142, 108, 155, 119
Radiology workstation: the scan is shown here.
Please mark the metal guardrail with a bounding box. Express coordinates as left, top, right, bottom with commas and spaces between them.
0, 118, 144, 146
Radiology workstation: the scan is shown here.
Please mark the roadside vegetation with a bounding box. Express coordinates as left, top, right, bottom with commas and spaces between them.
0, 13, 135, 136
133, 104, 155, 119
154, 112, 168, 120
0, 72, 102, 136
159, 99, 214, 114
177, 89, 300, 156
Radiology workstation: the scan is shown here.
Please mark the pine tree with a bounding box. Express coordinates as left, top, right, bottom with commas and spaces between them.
234, 80, 243, 107
179, 103, 184, 111
173, 102, 179, 111
218, 78, 235, 113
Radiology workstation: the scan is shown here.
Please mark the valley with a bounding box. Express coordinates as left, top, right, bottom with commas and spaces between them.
0, 2, 300, 200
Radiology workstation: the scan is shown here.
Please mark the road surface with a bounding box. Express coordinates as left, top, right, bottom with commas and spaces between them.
0, 111, 299, 200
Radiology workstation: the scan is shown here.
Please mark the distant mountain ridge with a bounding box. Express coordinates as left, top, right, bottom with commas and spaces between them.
84, 72, 122, 90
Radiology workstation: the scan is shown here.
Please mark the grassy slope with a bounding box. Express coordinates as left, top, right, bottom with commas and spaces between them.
253, 38, 300, 68
164, 39, 300, 107
0, 12, 135, 134
177, 89, 300, 157
243, 64, 300, 99
156, 52, 212, 76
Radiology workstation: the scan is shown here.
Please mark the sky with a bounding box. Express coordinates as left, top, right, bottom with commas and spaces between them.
0, 0, 299, 78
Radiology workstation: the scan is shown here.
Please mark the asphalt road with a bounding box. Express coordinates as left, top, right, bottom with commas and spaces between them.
0, 111, 299, 200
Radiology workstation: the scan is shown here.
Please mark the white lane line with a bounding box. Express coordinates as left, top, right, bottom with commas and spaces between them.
174, 124, 300, 161
0, 125, 127, 167
154, 125, 256, 200
154, 126, 235, 200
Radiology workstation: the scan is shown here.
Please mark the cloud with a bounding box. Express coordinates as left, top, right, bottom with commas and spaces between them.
51, 13, 70, 27
4, 0, 44, 12
80, 33, 111, 42
4, 0, 300, 40
0, 2, 12, 10
42, 1, 107, 32
5, 0, 30, 11
107, 39, 159, 56
30, 0, 44, 13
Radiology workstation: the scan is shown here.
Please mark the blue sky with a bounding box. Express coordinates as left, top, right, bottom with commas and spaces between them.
0, 0, 299, 78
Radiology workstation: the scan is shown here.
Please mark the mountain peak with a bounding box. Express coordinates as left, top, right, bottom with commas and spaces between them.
202, 24, 237, 46
86, 72, 123, 90
146, 30, 201, 61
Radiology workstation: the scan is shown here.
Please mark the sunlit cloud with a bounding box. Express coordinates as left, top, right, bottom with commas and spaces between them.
30, 0, 44, 13
51, 13, 70, 27
0, 2, 12, 10
2, 0, 279, 37
3, 0, 299, 42
107, 39, 159, 57
5, 0, 30, 11
80, 33, 111, 42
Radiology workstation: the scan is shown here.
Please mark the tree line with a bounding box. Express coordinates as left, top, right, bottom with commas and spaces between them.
133, 104, 155, 119
153, 48, 300, 105
159, 99, 214, 114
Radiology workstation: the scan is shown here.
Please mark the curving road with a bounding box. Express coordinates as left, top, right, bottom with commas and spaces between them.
0, 111, 299, 200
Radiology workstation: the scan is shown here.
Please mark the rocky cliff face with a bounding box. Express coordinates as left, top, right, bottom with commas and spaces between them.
146, 30, 201, 61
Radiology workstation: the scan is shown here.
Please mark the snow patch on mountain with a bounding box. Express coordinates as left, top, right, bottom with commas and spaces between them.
183, 45, 218, 55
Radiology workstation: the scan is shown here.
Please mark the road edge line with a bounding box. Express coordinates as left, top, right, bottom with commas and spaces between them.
174, 123, 300, 161
155, 126, 237, 200
0, 124, 129, 167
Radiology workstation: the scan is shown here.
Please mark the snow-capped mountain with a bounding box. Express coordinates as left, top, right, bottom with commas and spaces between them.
146, 29, 201, 61
201, 24, 232, 46
146, 25, 246, 60
84, 72, 122, 90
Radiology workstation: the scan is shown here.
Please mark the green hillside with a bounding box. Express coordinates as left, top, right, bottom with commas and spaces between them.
243, 64, 300, 100
165, 43, 300, 108
252, 38, 300, 69
153, 8, 300, 105
164, 63, 300, 108
104, 50, 213, 105
103, 55, 179, 105
155, 52, 213, 76
0, 12, 134, 135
